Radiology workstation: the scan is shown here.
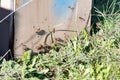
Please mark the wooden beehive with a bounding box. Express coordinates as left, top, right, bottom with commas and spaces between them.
14, 0, 92, 58
0, 0, 14, 60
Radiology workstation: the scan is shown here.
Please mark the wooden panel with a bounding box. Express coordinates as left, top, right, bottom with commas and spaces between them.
0, 0, 14, 60
14, 0, 92, 58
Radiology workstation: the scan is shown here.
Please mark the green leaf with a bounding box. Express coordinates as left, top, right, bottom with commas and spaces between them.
39, 68, 49, 74
21, 50, 32, 64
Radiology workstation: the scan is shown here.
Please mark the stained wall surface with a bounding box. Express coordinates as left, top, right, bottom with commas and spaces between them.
14, 0, 92, 58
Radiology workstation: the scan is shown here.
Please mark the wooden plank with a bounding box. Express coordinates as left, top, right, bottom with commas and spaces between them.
0, 0, 14, 60
14, 0, 92, 58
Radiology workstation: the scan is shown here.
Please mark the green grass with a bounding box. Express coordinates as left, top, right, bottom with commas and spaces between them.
0, 0, 120, 80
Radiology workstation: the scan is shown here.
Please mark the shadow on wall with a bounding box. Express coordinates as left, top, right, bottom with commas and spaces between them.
0, 7, 13, 60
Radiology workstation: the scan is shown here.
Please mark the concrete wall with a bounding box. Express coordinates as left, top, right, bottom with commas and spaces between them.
11, 0, 91, 58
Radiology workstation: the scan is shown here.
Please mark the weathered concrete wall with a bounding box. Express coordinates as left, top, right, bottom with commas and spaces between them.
14, 0, 92, 58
